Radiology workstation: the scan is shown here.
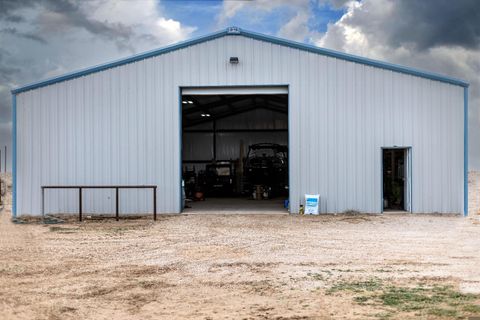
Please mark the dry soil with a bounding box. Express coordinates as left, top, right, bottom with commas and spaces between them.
1, 173, 480, 319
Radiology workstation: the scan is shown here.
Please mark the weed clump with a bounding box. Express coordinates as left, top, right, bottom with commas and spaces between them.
327, 279, 480, 319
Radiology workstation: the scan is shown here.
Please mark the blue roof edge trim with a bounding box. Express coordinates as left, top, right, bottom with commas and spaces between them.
11, 27, 469, 94
11, 29, 228, 94
238, 29, 469, 88
464, 87, 468, 216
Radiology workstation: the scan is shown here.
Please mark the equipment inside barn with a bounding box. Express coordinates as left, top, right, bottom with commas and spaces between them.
243, 143, 288, 199
204, 162, 235, 196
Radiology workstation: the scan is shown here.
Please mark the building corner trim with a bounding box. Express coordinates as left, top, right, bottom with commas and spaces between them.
464, 87, 468, 216
12, 93, 17, 218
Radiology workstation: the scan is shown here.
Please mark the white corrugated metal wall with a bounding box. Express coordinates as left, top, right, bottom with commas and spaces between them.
16, 34, 465, 215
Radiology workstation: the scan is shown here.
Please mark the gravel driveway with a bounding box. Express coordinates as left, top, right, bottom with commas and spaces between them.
1, 206, 479, 319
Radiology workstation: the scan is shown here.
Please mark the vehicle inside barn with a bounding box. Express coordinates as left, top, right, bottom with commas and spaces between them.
181, 91, 289, 213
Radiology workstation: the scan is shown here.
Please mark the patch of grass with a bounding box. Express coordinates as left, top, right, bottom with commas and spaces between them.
353, 295, 369, 304
328, 278, 382, 294
372, 311, 393, 320
327, 280, 480, 318
462, 304, 480, 313
380, 286, 433, 311
428, 307, 459, 318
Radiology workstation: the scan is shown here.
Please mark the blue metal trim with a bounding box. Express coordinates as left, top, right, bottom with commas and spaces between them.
179, 84, 290, 212
287, 84, 291, 214
12, 94, 17, 218
236, 30, 469, 88
380, 147, 383, 213
179, 87, 182, 214
12, 27, 468, 95
464, 87, 468, 216
410, 147, 413, 213
11, 29, 228, 94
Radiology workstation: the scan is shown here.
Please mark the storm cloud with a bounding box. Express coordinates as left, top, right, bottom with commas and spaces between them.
0, 0, 36, 20
389, 0, 480, 50
334, 0, 480, 51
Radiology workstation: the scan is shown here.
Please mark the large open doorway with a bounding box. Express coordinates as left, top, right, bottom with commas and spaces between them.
382, 148, 411, 212
181, 87, 289, 214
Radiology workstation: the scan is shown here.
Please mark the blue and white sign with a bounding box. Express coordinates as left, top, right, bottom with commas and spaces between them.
305, 194, 320, 215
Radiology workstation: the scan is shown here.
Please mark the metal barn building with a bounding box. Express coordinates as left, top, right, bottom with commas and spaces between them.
11, 27, 469, 217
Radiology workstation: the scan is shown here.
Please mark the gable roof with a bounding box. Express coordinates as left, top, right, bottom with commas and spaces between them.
12, 26, 468, 94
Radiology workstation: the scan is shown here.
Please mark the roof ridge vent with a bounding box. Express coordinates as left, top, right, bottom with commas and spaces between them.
227, 26, 241, 34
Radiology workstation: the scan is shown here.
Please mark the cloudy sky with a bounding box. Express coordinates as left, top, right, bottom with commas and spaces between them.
0, 0, 479, 170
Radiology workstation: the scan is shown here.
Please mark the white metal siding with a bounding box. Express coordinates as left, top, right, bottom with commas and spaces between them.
16, 35, 465, 215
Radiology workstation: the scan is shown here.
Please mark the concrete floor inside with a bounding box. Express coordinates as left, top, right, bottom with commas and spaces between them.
183, 197, 289, 214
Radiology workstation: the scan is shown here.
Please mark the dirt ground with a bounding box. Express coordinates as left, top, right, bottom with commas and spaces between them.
469, 171, 480, 215
1, 210, 480, 319
1, 173, 480, 319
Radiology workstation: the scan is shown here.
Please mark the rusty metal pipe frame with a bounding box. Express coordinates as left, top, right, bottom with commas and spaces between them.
41, 185, 157, 222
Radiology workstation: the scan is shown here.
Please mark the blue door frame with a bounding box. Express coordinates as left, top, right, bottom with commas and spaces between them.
381, 146, 412, 213
178, 85, 290, 213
